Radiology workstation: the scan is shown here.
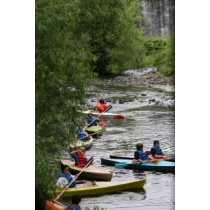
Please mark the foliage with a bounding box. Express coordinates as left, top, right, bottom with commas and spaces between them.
154, 36, 175, 77
35, 0, 96, 201
35, 0, 174, 203
74, 0, 146, 75
144, 37, 167, 55
141, 36, 175, 77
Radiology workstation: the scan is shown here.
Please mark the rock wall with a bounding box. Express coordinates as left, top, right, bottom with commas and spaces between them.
138, 0, 175, 38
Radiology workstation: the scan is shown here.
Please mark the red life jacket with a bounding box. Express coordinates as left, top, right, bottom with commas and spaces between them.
101, 104, 107, 110
76, 152, 87, 167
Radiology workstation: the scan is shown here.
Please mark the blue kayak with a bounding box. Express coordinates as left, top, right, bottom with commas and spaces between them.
101, 158, 175, 173
109, 153, 175, 162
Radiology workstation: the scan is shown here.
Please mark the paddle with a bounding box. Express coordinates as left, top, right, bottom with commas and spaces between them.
53, 200, 66, 207
96, 93, 99, 111
54, 157, 94, 201
86, 104, 112, 127
77, 130, 105, 141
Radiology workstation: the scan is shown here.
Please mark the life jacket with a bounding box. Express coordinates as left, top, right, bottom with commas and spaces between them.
96, 104, 105, 112
87, 116, 97, 126
59, 173, 76, 188
101, 104, 107, 111
151, 146, 164, 155
76, 151, 87, 167
135, 150, 148, 161
68, 204, 81, 210
76, 128, 87, 142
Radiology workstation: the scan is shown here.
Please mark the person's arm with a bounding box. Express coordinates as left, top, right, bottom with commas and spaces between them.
148, 155, 154, 161
132, 151, 143, 163
85, 132, 90, 139
70, 150, 78, 156
70, 152, 79, 162
159, 148, 164, 155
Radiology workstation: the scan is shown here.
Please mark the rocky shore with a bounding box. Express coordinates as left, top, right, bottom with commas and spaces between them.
95, 68, 175, 108
100, 67, 175, 87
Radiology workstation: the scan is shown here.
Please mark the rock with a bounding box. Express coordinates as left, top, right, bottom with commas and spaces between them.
119, 99, 125, 104
141, 93, 147, 96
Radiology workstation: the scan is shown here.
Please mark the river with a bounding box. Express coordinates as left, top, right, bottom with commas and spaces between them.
59, 77, 175, 210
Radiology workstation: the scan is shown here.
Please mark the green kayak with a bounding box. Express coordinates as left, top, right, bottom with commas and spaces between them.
85, 125, 106, 135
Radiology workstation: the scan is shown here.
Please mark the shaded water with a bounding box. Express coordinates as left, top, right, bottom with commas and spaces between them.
59, 81, 175, 209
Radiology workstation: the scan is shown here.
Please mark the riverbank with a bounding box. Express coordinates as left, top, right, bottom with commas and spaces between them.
100, 68, 175, 87
95, 68, 175, 108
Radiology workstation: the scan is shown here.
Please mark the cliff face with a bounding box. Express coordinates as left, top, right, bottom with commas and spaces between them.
138, 0, 175, 38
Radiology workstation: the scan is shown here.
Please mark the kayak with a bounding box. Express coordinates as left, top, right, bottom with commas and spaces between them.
69, 136, 93, 150
81, 110, 125, 119
84, 125, 106, 137
145, 151, 175, 162
61, 159, 113, 181
110, 153, 175, 162
101, 157, 175, 173
55, 179, 146, 197
45, 200, 65, 210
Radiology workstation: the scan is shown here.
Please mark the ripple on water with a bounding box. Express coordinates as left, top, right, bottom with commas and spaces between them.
58, 84, 175, 209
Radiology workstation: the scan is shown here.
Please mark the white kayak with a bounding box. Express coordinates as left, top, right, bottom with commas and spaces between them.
69, 136, 93, 150
80, 110, 125, 119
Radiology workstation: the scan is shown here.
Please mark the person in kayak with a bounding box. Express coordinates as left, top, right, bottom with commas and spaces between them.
75, 124, 90, 142
95, 99, 107, 113
149, 148, 169, 161
56, 165, 78, 189
86, 112, 98, 127
132, 143, 154, 163
64, 194, 82, 210
151, 140, 166, 156
70, 147, 94, 167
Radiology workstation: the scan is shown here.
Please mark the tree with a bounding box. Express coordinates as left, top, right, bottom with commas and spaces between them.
35, 0, 95, 201
35, 0, 148, 202
154, 36, 175, 77
74, 0, 146, 75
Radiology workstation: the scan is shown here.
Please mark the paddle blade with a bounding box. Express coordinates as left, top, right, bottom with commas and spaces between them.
104, 105, 112, 112
114, 115, 125, 119
86, 156, 94, 166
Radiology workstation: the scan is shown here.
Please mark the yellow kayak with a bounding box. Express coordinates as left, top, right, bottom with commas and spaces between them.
56, 179, 146, 197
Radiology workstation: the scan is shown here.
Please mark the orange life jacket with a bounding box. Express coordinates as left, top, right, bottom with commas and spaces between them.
101, 103, 107, 110
76, 151, 87, 167
97, 104, 106, 112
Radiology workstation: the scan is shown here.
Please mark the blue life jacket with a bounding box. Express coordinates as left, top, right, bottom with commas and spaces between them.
68, 205, 81, 210
135, 150, 148, 161
76, 128, 87, 142
59, 173, 76, 188
87, 116, 97, 126
151, 146, 164, 155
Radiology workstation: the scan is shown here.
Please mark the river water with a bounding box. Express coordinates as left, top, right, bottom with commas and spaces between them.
59, 78, 175, 210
